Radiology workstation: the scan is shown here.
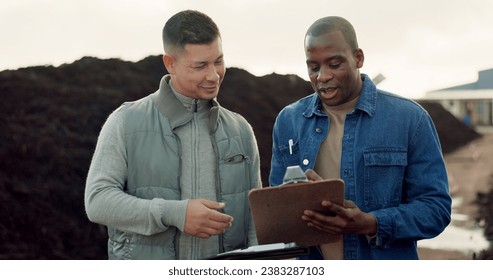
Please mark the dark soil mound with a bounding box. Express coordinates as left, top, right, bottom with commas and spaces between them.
0, 55, 482, 259
419, 101, 481, 154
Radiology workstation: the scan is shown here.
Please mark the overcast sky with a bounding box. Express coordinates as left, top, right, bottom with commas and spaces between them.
1, 0, 492, 99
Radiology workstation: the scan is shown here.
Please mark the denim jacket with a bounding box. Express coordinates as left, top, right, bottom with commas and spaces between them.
269, 74, 451, 260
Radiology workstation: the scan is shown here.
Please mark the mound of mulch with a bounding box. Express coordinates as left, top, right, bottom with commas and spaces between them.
418, 101, 481, 154
0, 55, 483, 259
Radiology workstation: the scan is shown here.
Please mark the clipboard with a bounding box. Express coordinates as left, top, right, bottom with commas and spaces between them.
248, 179, 344, 247
207, 242, 310, 260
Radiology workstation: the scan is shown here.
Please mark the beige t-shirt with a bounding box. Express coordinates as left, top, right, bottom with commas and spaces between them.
314, 96, 359, 260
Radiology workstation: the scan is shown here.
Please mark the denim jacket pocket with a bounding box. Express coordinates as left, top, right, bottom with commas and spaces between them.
278, 139, 300, 167
363, 148, 407, 209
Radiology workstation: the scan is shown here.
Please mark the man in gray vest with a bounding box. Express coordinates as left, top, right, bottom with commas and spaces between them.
85, 10, 261, 260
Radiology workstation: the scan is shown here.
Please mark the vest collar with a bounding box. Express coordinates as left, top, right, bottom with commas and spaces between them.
151, 75, 220, 132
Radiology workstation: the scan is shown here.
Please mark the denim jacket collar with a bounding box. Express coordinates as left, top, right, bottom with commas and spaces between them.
303, 74, 377, 118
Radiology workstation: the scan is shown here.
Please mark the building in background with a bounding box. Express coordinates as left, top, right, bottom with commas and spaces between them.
422, 69, 493, 128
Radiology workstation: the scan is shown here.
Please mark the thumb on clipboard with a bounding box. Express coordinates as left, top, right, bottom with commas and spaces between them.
304, 169, 324, 182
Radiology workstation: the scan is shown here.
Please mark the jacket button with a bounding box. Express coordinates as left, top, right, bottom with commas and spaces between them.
303, 159, 309, 166
316, 127, 322, 133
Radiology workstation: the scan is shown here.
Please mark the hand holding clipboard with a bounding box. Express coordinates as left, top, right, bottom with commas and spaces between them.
248, 166, 345, 247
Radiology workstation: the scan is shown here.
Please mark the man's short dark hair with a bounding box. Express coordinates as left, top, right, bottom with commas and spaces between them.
162, 10, 220, 54
306, 16, 359, 51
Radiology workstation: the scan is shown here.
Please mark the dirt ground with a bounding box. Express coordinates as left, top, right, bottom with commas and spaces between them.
418, 129, 493, 259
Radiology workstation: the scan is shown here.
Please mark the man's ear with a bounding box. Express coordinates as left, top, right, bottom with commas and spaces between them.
355, 48, 365, 69
163, 54, 175, 74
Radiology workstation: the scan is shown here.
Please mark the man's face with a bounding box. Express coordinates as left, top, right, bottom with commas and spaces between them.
164, 37, 225, 100
305, 30, 364, 107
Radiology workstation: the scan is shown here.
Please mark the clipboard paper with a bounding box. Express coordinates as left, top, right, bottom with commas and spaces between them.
248, 179, 344, 247
208, 242, 309, 260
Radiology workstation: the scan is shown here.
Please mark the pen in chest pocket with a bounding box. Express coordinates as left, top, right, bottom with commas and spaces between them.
288, 139, 293, 155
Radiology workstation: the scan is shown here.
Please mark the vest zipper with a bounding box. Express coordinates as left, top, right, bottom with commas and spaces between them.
209, 130, 224, 253
192, 103, 199, 258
